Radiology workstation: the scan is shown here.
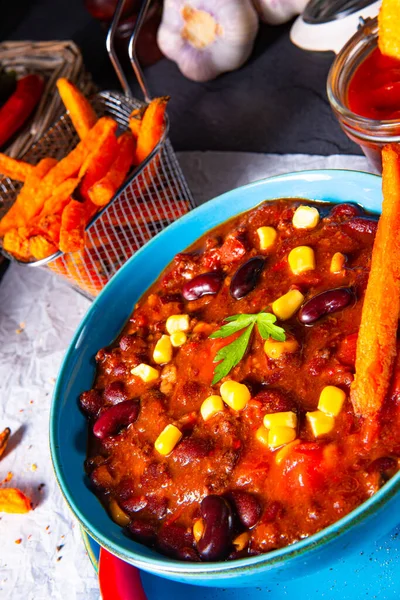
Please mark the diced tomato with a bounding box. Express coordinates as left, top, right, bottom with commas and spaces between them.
336, 333, 358, 367
280, 444, 327, 495
219, 233, 247, 264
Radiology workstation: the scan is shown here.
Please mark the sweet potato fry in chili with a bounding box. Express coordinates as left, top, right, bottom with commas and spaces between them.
88, 131, 135, 206
135, 96, 169, 165
378, 0, 400, 60
0, 157, 57, 235
59, 199, 86, 253
57, 78, 98, 139
0, 488, 32, 514
351, 144, 400, 416
0, 153, 34, 181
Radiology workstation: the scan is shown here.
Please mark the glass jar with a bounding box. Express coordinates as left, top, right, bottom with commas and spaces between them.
327, 16, 400, 173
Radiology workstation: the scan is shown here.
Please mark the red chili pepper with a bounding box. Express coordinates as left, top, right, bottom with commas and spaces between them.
0, 74, 45, 148
98, 548, 147, 600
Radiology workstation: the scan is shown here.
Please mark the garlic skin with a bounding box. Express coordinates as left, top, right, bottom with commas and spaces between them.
252, 0, 309, 25
157, 0, 259, 82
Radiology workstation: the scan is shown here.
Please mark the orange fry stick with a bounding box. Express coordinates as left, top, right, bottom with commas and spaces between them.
0, 488, 32, 513
88, 131, 135, 207
78, 123, 118, 201
351, 144, 400, 416
0, 157, 57, 235
378, 0, 400, 60
38, 177, 80, 218
37, 214, 62, 244
128, 106, 146, 139
29, 234, 58, 260
3, 227, 31, 261
59, 199, 86, 253
135, 97, 169, 165
56, 78, 98, 139
0, 153, 34, 181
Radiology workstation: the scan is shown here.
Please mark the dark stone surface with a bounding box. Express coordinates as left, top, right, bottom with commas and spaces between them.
1, 0, 362, 156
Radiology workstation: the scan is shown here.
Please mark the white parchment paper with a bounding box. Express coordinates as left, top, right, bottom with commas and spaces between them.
0, 153, 370, 599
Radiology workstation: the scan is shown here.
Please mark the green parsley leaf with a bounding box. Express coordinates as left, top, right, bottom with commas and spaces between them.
209, 309, 286, 384
212, 323, 255, 385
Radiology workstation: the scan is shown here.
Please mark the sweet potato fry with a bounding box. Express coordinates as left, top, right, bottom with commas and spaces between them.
0, 153, 34, 181
59, 199, 86, 253
38, 177, 80, 218
37, 214, 61, 244
135, 96, 169, 165
128, 106, 146, 139
3, 228, 31, 261
0, 157, 57, 235
0, 488, 32, 514
78, 122, 118, 201
57, 78, 98, 139
351, 144, 400, 416
29, 234, 58, 260
378, 0, 400, 60
88, 131, 135, 206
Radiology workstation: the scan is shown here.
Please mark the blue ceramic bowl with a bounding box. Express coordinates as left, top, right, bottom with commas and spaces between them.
50, 169, 400, 588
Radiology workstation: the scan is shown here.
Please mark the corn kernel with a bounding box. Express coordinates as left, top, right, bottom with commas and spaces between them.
288, 246, 316, 275
275, 439, 300, 464
109, 499, 130, 527
263, 411, 297, 429
220, 380, 251, 411
318, 385, 346, 417
306, 410, 335, 437
233, 531, 250, 551
272, 289, 305, 321
330, 252, 346, 274
153, 335, 173, 365
131, 363, 159, 382
256, 425, 270, 446
292, 206, 320, 229
154, 424, 182, 456
264, 338, 299, 360
170, 331, 187, 347
257, 226, 277, 250
268, 426, 297, 449
166, 314, 190, 335
193, 518, 204, 543
201, 395, 224, 421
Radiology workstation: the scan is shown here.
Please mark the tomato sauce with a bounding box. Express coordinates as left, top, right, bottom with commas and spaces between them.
80, 199, 400, 562
348, 47, 400, 120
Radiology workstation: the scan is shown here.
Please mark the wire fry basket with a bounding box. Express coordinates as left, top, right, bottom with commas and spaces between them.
0, 0, 194, 299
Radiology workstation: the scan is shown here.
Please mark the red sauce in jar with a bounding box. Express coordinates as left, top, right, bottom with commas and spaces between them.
347, 47, 400, 120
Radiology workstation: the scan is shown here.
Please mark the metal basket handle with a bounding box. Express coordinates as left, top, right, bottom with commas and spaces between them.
106, 0, 152, 102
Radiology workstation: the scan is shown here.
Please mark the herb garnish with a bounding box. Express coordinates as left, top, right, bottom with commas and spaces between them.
209, 311, 286, 385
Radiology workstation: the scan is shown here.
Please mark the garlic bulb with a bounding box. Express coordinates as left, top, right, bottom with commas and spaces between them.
252, 0, 308, 25
157, 0, 259, 82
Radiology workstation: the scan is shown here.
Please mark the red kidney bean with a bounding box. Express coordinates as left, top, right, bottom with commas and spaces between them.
146, 495, 169, 519
230, 491, 261, 528
79, 389, 103, 416
262, 500, 285, 523
367, 457, 397, 474
178, 547, 201, 562
182, 271, 223, 301
120, 495, 148, 514
93, 399, 140, 439
172, 437, 213, 466
197, 495, 234, 561
342, 217, 378, 241
112, 363, 127, 377
230, 256, 265, 300
330, 203, 363, 220
128, 519, 158, 545
103, 381, 128, 404
253, 389, 296, 413
298, 288, 355, 325
157, 523, 194, 559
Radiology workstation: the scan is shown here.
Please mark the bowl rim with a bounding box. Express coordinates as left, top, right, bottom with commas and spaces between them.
51, 168, 400, 576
